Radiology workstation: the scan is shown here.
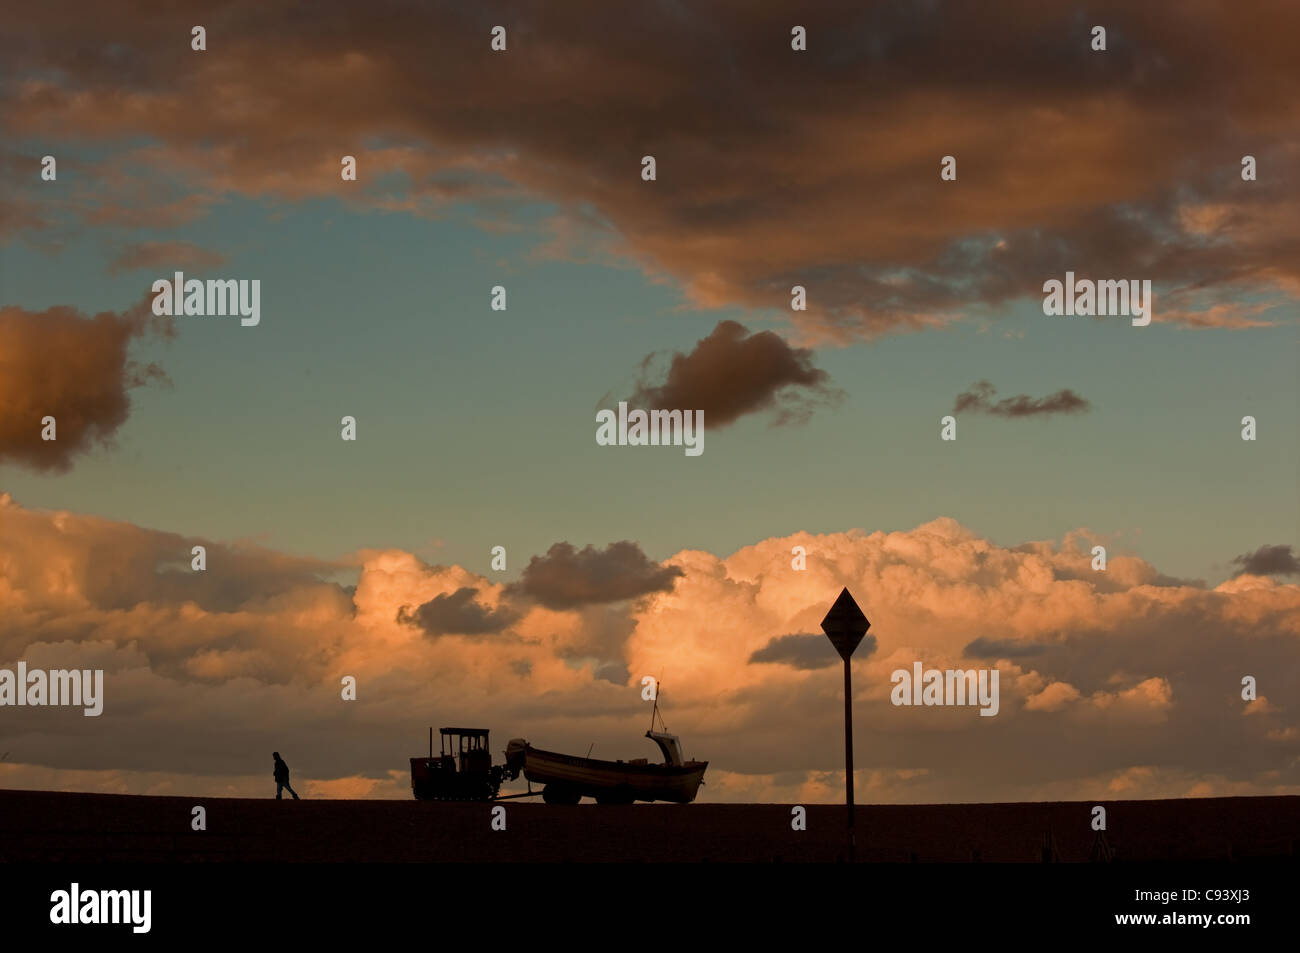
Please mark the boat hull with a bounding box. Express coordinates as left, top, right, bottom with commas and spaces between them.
517, 745, 707, 803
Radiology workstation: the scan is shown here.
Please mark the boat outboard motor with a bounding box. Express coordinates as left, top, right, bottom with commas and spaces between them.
504, 738, 528, 779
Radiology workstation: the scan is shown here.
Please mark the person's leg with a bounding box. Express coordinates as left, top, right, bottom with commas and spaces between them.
288, 783, 299, 800
276, 782, 284, 799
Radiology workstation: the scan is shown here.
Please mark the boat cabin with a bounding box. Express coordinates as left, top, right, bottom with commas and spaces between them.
646, 730, 687, 766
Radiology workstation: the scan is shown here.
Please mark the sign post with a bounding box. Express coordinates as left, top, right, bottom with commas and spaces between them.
820, 587, 870, 863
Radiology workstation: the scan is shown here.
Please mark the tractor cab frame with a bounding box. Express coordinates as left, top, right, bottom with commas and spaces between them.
410, 727, 507, 801
440, 727, 491, 775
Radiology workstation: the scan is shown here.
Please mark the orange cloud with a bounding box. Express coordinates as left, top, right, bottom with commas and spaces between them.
0, 498, 1296, 803
3, 1, 1297, 333
0, 298, 171, 472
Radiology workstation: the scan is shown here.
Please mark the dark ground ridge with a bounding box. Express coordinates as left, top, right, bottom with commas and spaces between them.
1, 789, 1297, 863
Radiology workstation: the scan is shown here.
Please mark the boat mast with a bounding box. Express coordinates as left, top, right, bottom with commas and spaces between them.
649, 669, 665, 734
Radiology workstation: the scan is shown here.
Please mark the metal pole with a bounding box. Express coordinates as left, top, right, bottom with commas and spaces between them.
844, 656, 855, 863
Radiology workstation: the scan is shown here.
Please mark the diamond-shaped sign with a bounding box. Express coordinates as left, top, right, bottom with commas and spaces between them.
820, 587, 870, 661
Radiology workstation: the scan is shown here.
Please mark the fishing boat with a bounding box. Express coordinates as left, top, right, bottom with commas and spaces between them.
503, 690, 707, 804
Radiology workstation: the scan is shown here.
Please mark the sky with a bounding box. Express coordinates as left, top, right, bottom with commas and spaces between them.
0, 0, 1297, 803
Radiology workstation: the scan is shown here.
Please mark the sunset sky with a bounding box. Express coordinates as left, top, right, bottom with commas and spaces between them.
1, 1, 1297, 802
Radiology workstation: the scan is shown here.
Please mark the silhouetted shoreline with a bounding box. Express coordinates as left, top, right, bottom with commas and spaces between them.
1, 789, 1295, 863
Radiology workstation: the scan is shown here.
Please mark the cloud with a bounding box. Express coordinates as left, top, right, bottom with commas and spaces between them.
397, 586, 519, 636
106, 240, 227, 275
0, 297, 172, 471
1023, 677, 1174, 722
749, 632, 875, 669
0, 496, 344, 616
1, 499, 1297, 803
6, 2, 1295, 335
1023, 681, 1082, 712
627, 320, 842, 428
963, 636, 1049, 659
1233, 544, 1300, 577
953, 380, 1090, 418
511, 541, 683, 609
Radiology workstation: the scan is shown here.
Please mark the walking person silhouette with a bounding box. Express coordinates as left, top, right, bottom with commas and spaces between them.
273, 751, 300, 800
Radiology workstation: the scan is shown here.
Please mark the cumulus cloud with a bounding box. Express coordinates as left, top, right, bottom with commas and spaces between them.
0, 498, 1297, 803
4, 2, 1296, 335
1233, 544, 1300, 577
0, 298, 171, 471
511, 541, 683, 609
963, 636, 1049, 659
1024, 677, 1174, 723
627, 320, 842, 428
953, 380, 1091, 418
397, 586, 519, 636
1024, 681, 1082, 712
0, 496, 343, 616
749, 632, 879, 669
